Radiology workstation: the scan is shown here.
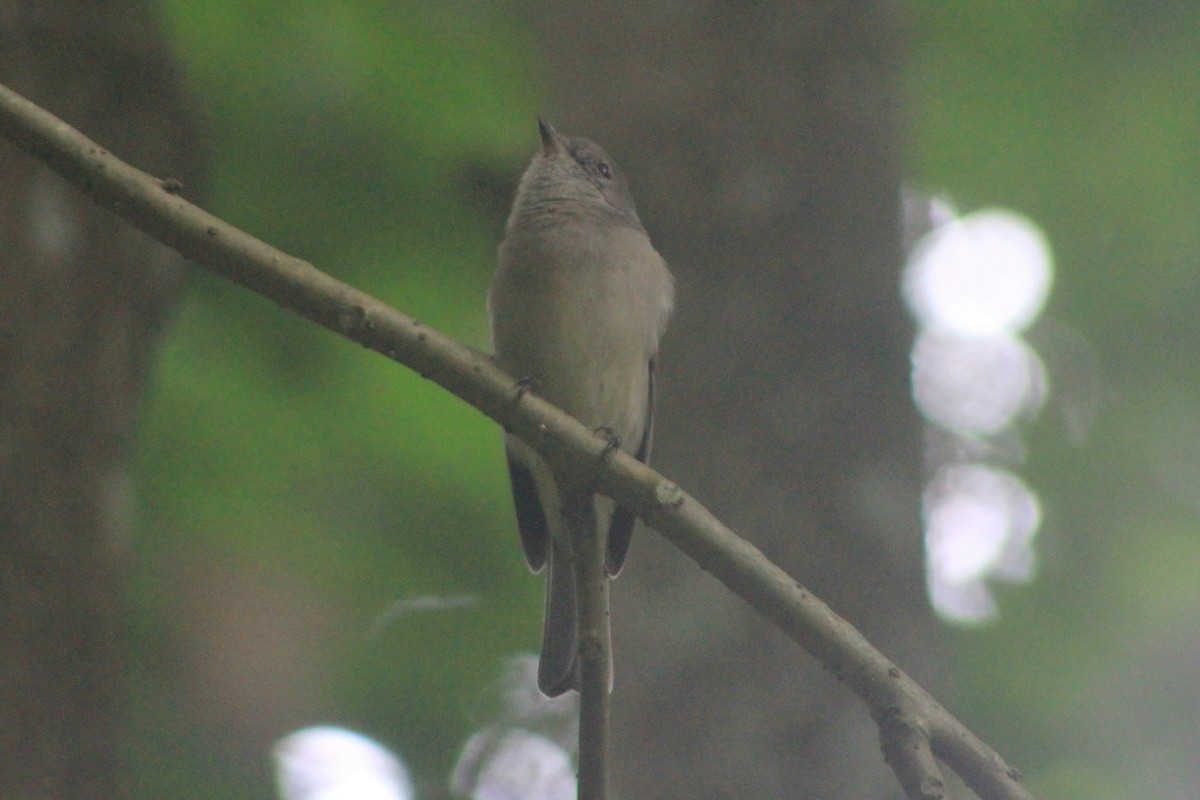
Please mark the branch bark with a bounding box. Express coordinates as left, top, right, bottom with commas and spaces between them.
0, 80, 1035, 800
564, 487, 611, 800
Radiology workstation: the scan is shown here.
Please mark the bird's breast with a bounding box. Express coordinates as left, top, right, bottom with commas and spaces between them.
490, 220, 670, 440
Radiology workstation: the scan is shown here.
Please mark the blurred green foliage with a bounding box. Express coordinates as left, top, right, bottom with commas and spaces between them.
911, 4, 1200, 798
132, 0, 539, 795
126, 2, 1200, 798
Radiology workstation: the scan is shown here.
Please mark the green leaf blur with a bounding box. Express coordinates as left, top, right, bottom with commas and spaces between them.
910, 4, 1200, 798
132, 1, 538, 795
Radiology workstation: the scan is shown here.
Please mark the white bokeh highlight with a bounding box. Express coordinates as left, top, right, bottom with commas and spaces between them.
911, 331, 1046, 436
905, 202, 1053, 622
924, 465, 1040, 620
905, 209, 1052, 336
274, 726, 413, 800
451, 655, 578, 800
453, 729, 575, 800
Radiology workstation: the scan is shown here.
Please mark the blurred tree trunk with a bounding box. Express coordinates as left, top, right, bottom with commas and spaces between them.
0, 2, 203, 797
526, 3, 946, 797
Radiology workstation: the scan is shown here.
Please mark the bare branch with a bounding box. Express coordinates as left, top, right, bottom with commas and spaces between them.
563, 488, 611, 800
0, 81, 1035, 800
875, 705, 946, 799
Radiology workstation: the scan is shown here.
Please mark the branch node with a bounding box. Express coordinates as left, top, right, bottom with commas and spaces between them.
876, 706, 946, 800
654, 480, 684, 508
578, 634, 604, 663
336, 304, 367, 337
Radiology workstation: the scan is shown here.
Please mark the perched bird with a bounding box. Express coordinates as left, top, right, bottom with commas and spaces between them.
489, 120, 674, 696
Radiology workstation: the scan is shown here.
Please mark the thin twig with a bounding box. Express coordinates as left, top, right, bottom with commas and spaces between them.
0, 80, 1035, 800
563, 487, 610, 800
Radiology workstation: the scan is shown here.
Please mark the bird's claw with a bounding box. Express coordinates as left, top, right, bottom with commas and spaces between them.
594, 426, 621, 460
513, 375, 536, 401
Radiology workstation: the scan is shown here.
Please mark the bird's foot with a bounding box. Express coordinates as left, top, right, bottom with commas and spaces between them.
593, 426, 621, 460
513, 375, 536, 401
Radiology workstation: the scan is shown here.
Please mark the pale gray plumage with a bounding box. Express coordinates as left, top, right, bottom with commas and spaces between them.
489, 120, 673, 696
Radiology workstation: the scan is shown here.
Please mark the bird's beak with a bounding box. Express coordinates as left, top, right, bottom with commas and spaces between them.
538, 118, 562, 157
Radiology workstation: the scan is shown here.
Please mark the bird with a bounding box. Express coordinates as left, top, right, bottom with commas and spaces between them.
488, 119, 673, 696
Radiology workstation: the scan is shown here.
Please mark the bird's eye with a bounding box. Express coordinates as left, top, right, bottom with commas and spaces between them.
597, 161, 612, 179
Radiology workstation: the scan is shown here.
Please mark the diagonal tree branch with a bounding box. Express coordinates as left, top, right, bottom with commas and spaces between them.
0, 80, 1035, 800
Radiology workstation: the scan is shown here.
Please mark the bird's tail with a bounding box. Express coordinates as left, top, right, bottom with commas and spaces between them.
538, 535, 580, 697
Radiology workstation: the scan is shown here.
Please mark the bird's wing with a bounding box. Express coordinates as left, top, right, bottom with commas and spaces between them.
505, 447, 550, 572
605, 356, 656, 576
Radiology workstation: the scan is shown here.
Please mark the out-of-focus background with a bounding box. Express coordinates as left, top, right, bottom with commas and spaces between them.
2, 2, 1199, 799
